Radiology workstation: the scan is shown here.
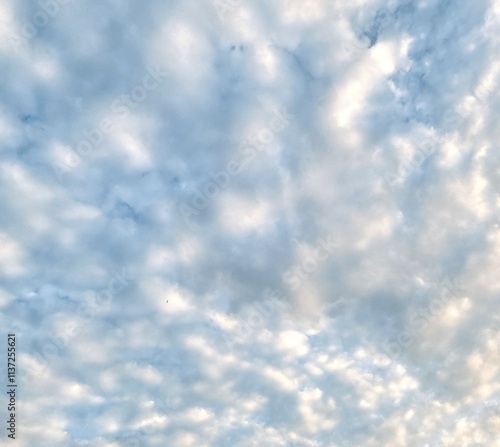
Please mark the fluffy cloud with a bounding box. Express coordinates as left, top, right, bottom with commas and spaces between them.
1, 0, 499, 446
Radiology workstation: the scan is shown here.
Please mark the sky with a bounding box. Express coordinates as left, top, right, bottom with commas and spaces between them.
0, 0, 500, 446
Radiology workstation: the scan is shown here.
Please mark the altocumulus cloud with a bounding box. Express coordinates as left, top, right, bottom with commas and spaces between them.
0, 0, 499, 446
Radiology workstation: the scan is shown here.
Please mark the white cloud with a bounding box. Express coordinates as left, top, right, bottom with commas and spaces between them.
1, 1, 500, 446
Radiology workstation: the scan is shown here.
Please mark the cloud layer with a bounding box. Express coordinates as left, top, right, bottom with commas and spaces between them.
1, 0, 500, 446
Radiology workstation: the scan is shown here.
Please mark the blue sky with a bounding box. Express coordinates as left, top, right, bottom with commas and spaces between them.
1, 0, 500, 446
